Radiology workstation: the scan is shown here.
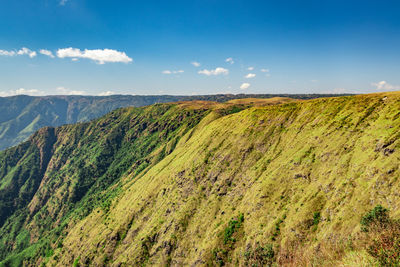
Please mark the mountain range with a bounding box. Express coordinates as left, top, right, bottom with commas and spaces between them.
0, 94, 348, 151
0, 92, 399, 266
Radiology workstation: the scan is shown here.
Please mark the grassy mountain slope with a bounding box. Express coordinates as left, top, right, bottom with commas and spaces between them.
0, 98, 285, 266
0, 93, 399, 266
0, 94, 347, 151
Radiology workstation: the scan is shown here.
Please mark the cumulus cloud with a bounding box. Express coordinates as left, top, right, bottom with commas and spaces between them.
0, 48, 36, 58
162, 70, 184, 74
371, 81, 400, 91
0, 47, 133, 64
17, 47, 37, 58
198, 67, 229, 76
225, 57, 234, 64
191, 61, 201, 67
56, 48, 133, 64
247, 67, 254, 71
57, 48, 81, 58
0, 88, 44, 97
56, 86, 87, 95
245, 73, 256, 79
98, 91, 115, 96
261, 69, 270, 72
39, 49, 55, 58
0, 50, 16, 56
240, 83, 251, 90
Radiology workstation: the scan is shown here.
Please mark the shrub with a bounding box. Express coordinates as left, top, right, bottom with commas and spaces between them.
223, 213, 244, 245
360, 205, 389, 232
72, 256, 80, 267
366, 222, 400, 266
312, 211, 321, 231
361, 205, 400, 266
244, 243, 275, 266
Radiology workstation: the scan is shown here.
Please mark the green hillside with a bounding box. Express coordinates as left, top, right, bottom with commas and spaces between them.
0, 93, 399, 266
0, 94, 347, 151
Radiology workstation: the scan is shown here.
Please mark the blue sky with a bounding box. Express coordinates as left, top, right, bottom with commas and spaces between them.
0, 0, 399, 96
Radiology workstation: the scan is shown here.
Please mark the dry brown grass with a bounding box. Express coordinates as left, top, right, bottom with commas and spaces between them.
173, 97, 297, 110
277, 236, 353, 267
226, 97, 297, 106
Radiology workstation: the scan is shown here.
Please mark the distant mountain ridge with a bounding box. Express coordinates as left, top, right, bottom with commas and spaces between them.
0, 93, 348, 150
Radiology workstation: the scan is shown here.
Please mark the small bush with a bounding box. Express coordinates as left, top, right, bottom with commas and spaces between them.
366, 223, 400, 266
360, 205, 389, 232
244, 243, 275, 266
223, 213, 244, 245
361, 205, 400, 266
209, 213, 245, 266
312, 211, 321, 231
72, 256, 80, 267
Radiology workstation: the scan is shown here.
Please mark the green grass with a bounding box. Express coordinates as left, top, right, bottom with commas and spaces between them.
0, 92, 399, 266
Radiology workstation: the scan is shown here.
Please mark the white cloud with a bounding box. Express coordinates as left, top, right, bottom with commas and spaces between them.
17, 47, 37, 58
57, 48, 81, 58
0, 48, 36, 58
56, 47, 133, 64
162, 70, 184, 74
0, 88, 44, 97
60, 0, 68, 5
198, 67, 229, 76
371, 81, 400, 91
245, 73, 256, 79
15, 88, 41, 95
261, 68, 270, 73
311, 80, 318, 83
240, 83, 251, 90
0, 50, 16, 56
56, 86, 87, 95
191, 61, 201, 67
247, 67, 254, 71
98, 91, 115, 96
225, 57, 234, 64
39, 49, 55, 58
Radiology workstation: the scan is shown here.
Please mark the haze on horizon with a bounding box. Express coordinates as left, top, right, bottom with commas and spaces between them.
0, 0, 399, 96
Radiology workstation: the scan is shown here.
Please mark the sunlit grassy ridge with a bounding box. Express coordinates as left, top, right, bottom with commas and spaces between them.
0, 93, 399, 266
0, 94, 335, 151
